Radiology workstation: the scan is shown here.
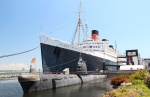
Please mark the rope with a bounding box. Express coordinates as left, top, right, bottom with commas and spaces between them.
46, 20, 76, 34
46, 57, 98, 69
47, 57, 79, 69
45, 10, 76, 34
0, 37, 49, 59
71, 21, 78, 44
0, 46, 39, 58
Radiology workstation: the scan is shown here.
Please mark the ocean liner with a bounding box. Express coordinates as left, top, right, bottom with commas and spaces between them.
40, 3, 124, 73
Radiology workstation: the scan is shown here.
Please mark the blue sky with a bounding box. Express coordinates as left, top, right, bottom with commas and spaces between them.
0, 0, 150, 70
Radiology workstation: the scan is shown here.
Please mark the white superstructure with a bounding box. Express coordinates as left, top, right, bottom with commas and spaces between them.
40, 34, 125, 64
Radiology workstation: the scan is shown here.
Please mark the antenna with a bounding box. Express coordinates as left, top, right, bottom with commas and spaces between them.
40, 26, 42, 34
72, 2, 87, 45
78, 2, 82, 46
115, 41, 117, 50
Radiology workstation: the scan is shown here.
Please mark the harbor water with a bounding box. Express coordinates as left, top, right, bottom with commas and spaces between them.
0, 77, 113, 97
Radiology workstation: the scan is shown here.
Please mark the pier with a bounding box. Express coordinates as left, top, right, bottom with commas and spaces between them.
0, 74, 19, 78
0, 70, 32, 78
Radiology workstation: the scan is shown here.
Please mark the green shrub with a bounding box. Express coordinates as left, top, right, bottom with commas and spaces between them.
131, 79, 144, 85
121, 88, 129, 93
128, 70, 149, 81
145, 75, 150, 88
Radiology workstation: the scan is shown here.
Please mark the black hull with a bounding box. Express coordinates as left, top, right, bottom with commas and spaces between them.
20, 81, 35, 93
40, 43, 116, 73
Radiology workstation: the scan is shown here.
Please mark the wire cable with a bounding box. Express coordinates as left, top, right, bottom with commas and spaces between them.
0, 36, 49, 59
47, 57, 79, 69
0, 46, 39, 58
46, 20, 76, 34
45, 10, 77, 34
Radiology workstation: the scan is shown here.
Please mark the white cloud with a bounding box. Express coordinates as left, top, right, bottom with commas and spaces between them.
0, 63, 29, 70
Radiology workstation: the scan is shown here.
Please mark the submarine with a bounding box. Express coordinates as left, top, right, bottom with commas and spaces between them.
18, 57, 106, 93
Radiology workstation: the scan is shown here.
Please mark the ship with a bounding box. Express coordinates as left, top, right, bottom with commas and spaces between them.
40, 2, 124, 74
18, 3, 125, 93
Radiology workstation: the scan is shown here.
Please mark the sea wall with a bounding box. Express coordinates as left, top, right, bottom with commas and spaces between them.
0, 74, 19, 78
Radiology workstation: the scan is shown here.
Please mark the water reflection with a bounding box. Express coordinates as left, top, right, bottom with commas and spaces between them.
23, 78, 113, 97
0, 78, 112, 97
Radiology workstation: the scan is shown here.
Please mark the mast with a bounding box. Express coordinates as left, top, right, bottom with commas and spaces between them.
78, 2, 82, 46
71, 2, 83, 46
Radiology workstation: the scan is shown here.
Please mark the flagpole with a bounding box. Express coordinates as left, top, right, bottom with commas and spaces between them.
35, 57, 36, 73
31, 57, 36, 73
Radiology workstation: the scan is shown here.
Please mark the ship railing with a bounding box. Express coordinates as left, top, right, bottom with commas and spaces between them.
103, 70, 136, 74
77, 71, 103, 75
43, 71, 104, 75
44, 72, 76, 74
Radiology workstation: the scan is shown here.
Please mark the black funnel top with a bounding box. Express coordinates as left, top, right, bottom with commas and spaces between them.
92, 30, 99, 35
